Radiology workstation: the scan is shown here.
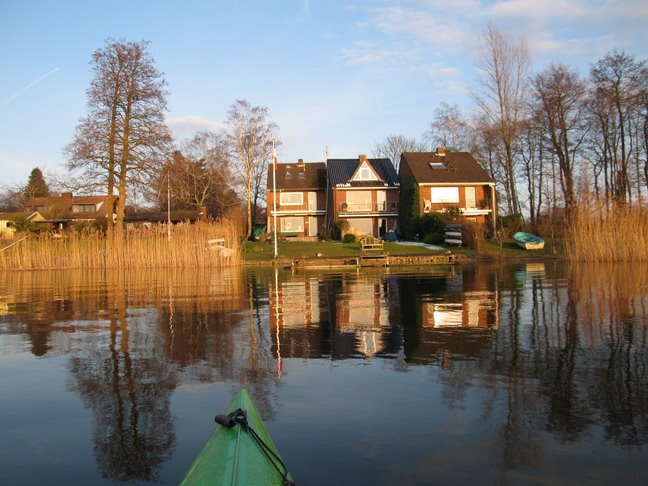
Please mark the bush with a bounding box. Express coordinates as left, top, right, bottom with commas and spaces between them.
318, 228, 332, 241
333, 220, 350, 240
342, 233, 356, 243
498, 214, 524, 239
415, 212, 448, 244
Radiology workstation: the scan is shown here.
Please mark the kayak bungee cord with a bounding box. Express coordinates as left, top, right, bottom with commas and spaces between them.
215, 408, 295, 486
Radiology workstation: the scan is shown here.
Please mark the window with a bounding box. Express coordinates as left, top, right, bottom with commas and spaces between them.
281, 217, 304, 232
285, 171, 292, 179
280, 192, 303, 206
72, 204, 96, 213
431, 187, 459, 203
298, 172, 305, 179
429, 162, 446, 169
346, 191, 372, 211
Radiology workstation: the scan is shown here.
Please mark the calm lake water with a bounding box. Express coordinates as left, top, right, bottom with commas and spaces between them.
0, 263, 647, 485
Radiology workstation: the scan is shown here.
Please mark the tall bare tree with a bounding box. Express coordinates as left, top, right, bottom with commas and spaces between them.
532, 63, 589, 216
226, 100, 279, 238
66, 39, 171, 239
590, 50, 647, 202
373, 134, 425, 172
472, 22, 530, 216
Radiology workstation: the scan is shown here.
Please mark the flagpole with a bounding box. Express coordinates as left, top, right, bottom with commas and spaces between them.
272, 142, 278, 258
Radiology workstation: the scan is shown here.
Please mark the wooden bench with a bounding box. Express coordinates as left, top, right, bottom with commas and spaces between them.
359, 235, 384, 252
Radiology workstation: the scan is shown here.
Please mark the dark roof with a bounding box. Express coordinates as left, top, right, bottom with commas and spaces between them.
401, 152, 493, 184
267, 162, 327, 190
327, 157, 398, 188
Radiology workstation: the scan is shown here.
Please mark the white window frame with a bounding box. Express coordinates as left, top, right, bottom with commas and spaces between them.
280, 192, 303, 206
281, 217, 304, 232
431, 187, 459, 204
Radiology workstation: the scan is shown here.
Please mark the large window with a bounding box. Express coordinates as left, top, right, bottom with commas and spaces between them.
280, 192, 303, 206
281, 217, 304, 233
431, 187, 459, 204
346, 191, 372, 211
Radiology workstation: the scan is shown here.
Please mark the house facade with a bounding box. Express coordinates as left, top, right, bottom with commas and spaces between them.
266, 160, 327, 238
399, 149, 496, 228
23, 192, 116, 230
327, 154, 399, 238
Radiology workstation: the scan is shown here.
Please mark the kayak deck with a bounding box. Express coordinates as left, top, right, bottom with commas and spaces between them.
181, 389, 293, 486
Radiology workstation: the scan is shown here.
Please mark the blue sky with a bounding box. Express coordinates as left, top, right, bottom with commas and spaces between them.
1, 0, 647, 187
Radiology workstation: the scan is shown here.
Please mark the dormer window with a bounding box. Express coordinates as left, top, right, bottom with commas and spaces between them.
298, 172, 305, 179
285, 171, 292, 179
429, 162, 446, 169
72, 204, 96, 213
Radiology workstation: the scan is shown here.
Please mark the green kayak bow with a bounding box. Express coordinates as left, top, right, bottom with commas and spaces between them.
181, 389, 294, 486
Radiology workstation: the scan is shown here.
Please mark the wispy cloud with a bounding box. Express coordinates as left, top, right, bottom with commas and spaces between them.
3, 67, 60, 105
166, 115, 226, 139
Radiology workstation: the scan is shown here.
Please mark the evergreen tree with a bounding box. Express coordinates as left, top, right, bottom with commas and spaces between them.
25, 167, 50, 198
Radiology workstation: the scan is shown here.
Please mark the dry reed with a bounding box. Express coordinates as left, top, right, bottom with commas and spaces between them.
0, 220, 242, 270
566, 202, 648, 261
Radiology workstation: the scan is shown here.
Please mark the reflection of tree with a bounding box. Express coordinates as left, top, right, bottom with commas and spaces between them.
69, 292, 177, 481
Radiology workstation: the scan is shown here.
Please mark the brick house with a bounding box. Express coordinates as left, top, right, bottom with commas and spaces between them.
326, 154, 399, 238
266, 159, 327, 238
399, 149, 496, 228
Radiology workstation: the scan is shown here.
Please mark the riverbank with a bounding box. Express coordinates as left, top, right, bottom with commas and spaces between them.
241, 239, 561, 267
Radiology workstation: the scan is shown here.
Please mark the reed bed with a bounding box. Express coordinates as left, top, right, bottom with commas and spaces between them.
0, 220, 242, 270
566, 203, 648, 261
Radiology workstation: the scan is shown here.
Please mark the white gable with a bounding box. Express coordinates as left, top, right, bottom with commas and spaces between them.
352, 161, 379, 181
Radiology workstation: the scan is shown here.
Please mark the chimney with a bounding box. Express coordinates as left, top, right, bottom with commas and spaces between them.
61, 192, 73, 198
297, 158, 304, 167
358, 154, 368, 163
436, 147, 446, 156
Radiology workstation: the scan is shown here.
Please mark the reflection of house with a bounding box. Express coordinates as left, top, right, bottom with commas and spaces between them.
327, 154, 399, 238
421, 291, 498, 328
266, 159, 327, 239
399, 149, 496, 227
23, 192, 116, 231
335, 277, 390, 357
0, 211, 43, 238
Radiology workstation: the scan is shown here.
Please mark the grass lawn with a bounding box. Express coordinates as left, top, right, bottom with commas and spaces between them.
242, 240, 446, 261
242, 238, 561, 262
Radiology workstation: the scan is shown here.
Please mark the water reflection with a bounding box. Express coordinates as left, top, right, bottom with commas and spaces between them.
0, 263, 647, 483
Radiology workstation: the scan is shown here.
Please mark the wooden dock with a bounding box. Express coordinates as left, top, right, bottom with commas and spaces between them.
290, 253, 457, 269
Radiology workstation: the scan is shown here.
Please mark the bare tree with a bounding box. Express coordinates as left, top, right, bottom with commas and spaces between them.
226, 100, 279, 238
472, 22, 530, 217
65, 39, 171, 239
532, 63, 589, 216
153, 131, 238, 216
424, 103, 474, 152
373, 134, 425, 172
590, 50, 647, 203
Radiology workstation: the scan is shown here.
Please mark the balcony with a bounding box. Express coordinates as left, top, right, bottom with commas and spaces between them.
338, 202, 398, 213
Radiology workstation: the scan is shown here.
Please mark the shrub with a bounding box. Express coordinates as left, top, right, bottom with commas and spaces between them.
318, 227, 332, 241
342, 233, 356, 243
416, 212, 448, 244
333, 220, 350, 240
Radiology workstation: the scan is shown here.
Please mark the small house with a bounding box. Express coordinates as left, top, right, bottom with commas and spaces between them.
399, 149, 496, 228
